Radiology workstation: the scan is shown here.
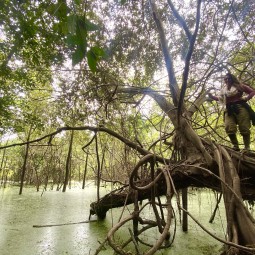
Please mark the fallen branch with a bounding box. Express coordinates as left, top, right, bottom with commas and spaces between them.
33, 219, 98, 228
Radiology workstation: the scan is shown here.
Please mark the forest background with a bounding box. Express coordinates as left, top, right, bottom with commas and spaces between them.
0, 0, 255, 254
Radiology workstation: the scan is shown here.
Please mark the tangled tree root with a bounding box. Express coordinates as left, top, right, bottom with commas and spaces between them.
92, 145, 255, 255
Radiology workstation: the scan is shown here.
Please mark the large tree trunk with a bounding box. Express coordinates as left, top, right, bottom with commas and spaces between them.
90, 147, 255, 219
90, 139, 255, 255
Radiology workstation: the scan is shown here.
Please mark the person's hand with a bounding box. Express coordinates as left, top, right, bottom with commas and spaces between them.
206, 92, 214, 102
242, 96, 248, 102
207, 92, 213, 98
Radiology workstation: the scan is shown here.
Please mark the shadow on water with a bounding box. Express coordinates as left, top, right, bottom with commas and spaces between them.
0, 183, 226, 255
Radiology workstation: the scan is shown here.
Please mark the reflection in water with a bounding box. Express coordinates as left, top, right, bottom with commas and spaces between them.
0, 184, 226, 255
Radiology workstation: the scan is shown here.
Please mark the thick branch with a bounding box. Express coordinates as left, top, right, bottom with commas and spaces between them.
187, 91, 209, 117
178, 0, 202, 117
117, 86, 213, 165
167, 0, 192, 40
0, 125, 172, 165
149, 0, 179, 106
116, 87, 177, 126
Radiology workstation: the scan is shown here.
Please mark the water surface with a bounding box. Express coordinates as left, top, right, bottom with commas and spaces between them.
0, 184, 227, 255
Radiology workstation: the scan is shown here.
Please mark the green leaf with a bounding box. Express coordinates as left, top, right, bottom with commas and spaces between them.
67, 14, 77, 34
76, 23, 88, 45
91, 46, 105, 57
86, 47, 105, 72
120, 0, 127, 5
47, 2, 69, 21
47, 3, 57, 15
72, 46, 86, 66
56, 1, 68, 19
87, 49, 97, 73
85, 19, 100, 31
66, 34, 79, 47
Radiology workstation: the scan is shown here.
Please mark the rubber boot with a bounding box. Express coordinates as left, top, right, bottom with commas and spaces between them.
228, 134, 240, 151
242, 134, 250, 150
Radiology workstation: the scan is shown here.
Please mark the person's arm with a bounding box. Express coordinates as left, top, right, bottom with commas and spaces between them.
242, 85, 255, 101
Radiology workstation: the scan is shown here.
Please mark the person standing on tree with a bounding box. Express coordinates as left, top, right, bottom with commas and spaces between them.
208, 72, 255, 151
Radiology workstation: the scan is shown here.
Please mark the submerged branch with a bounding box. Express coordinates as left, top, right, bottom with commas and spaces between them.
33, 219, 98, 228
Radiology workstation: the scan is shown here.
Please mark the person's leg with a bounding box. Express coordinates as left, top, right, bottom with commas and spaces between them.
224, 112, 239, 150
228, 134, 240, 151
237, 106, 251, 150
243, 134, 250, 150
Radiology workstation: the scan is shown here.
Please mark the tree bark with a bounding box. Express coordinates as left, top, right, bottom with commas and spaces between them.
182, 188, 188, 232
90, 146, 255, 218
19, 126, 32, 195
62, 130, 74, 192
90, 140, 255, 254
82, 153, 89, 189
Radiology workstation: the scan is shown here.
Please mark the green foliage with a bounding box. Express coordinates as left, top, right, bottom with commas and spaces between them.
0, 0, 105, 70
67, 15, 89, 66
0, 0, 255, 187
0, 0, 107, 132
229, 43, 255, 85
87, 46, 106, 72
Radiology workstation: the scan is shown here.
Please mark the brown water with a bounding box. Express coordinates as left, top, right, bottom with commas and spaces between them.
0, 183, 227, 255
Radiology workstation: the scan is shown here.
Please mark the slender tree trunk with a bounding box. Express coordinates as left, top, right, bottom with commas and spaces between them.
3, 168, 8, 188
0, 147, 6, 183
95, 133, 100, 201
34, 166, 40, 192
82, 153, 89, 189
182, 188, 188, 232
19, 126, 32, 195
0, 149, 7, 185
62, 130, 74, 192
1, 157, 8, 186
209, 192, 222, 223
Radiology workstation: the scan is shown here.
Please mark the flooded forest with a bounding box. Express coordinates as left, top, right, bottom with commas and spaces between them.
1, 0, 255, 254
